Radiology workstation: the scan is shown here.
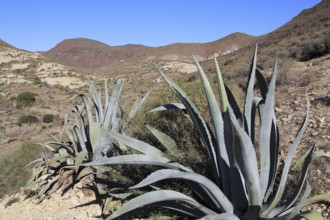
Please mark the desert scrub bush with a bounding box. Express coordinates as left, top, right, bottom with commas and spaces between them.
15, 91, 37, 109
18, 115, 39, 125
0, 141, 40, 198
42, 114, 54, 123
4, 124, 40, 138
224, 59, 233, 66
107, 46, 330, 220
299, 36, 330, 61
139, 109, 209, 175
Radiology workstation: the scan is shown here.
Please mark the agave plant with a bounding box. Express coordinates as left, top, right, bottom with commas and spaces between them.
106, 46, 329, 219
28, 79, 151, 201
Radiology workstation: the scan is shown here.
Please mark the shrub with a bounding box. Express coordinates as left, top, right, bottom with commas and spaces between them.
16, 91, 37, 109
300, 37, 330, 61
18, 115, 39, 125
186, 74, 197, 82
224, 59, 233, 66
42, 114, 54, 123
32, 76, 42, 85
0, 141, 40, 198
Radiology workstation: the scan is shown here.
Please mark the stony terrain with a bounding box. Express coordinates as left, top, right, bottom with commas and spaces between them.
0, 52, 329, 220
0, 1, 329, 219
0, 184, 101, 220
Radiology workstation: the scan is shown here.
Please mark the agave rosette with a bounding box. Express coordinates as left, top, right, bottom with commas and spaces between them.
107, 46, 329, 220
29, 79, 152, 200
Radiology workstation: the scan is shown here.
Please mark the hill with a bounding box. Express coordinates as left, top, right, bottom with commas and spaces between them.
45, 33, 256, 72
45, 38, 150, 69
0, 1, 329, 218
0, 39, 15, 49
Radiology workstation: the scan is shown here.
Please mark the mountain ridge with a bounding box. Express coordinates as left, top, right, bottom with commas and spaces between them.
43, 32, 256, 71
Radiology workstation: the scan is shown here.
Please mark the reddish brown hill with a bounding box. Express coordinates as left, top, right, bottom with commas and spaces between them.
134, 32, 256, 61
44, 0, 329, 73
44, 38, 150, 69
45, 33, 255, 72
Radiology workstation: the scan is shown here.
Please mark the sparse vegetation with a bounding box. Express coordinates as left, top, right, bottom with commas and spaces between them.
0, 141, 40, 198
1, 1, 329, 218
15, 91, 37, 109
29, 79, 151, 205
42, 114, 54, 123
18, 115, 39, 125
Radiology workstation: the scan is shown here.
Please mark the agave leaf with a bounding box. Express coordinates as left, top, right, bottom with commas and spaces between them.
228, 164, 248, 214
48, 133, 60, 143
294, 210, 324, 220
147, 103, 186, 113
128, 90, 151, 120
155, 201, 207, 218
107, 131, 163, 156
213, 56, 228, 113
59, 111, 69, 140
304, 193, 330, 206
81, 95, 93, 125
268, 146, 315, 217
110, 107, 122, 134
293, 149, 330, 172
199, 213, 240, 220
259, 58, 277, 199
67, 93, 80, 103
264, 121, 280, 202
255, 68, 268, 100
88, 79, 104, 123
262, 95, 310, 217
25, 158, 44, 167
73, 126, 88, 154
81, 154, 192, 171
104, 80, 109, 110
38, 175, 60, 198
221, 110, 248, 212
72, 107, 87, 143
76, 166, 94, 180
90, 122, 111, 160
193, 55, 230, 194
224, 85, 243, 125
278, 182, 311, 219
103, 79, 124, 130
39, 143, 55, 152
157, 66, 221, 184
228, 105, 261, 216
106, 190, 216, 220
145, 124, 178, 155
110, 80, 124, 129
243, 45, 258, 136
131, 169, 233, 213
251, 97, 263, 145
192, 56, 227, 154
108, 191, 133, 200
74, 151, 87, 172
281, 146, 314, 210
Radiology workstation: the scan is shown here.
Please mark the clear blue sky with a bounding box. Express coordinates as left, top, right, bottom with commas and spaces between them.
0, 0, 321, 51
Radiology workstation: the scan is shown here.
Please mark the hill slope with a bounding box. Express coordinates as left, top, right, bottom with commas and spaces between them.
45, 33, 256, 72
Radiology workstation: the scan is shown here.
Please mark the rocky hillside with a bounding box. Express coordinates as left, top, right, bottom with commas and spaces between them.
0, 43, 89, 157
0, 1, 329, 219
